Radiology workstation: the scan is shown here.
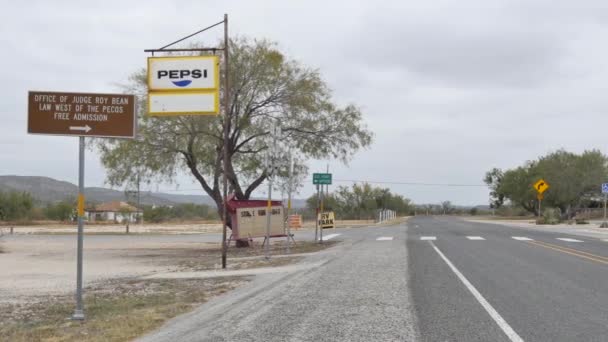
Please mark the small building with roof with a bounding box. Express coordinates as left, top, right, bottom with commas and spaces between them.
85, 201, 143, 223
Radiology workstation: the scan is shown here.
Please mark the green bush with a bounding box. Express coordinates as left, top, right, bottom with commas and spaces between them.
0, 191, 34, 221
541, 208, 560, 225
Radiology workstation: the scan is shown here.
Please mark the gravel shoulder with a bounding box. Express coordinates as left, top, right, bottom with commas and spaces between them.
139, 223, 419, 342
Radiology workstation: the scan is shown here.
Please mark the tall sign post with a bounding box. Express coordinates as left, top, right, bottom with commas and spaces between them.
602, 183, 608, 224
315, 184, 320, 242
28, 91, 136, 320
313, 173, 332, 243
262, 122, 286, 259
533, 179, 549, 217
286, 150, 294, 253
144, 14, 229, 269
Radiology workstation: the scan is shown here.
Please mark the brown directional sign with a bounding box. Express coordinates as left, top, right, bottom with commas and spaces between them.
28, 91, 136, 138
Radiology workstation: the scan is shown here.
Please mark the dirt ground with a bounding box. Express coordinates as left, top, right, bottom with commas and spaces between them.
0, 222, 223, 235
0, 219, 381, 235
0, 230, 335, 307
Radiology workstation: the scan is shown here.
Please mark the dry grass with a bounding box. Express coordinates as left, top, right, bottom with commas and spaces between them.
0, 277, 246, 342
0, 237, 339, 341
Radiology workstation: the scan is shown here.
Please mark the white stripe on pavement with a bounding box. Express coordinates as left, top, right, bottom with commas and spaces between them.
323, 234, 341, 240
556, 238, 583, 242
429, 241, 524, 342
420, 236, 436, 240
466, 236, 485, 240
376, 237, 394, 241
512, 237, 533, 241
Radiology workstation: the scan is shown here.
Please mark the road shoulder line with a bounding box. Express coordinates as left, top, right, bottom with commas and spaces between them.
429, 241, 524, 342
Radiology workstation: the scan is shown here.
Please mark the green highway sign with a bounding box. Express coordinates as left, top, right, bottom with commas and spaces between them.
313, 173, 332, 185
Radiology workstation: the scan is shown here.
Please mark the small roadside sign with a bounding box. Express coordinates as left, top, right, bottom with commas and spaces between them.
313, 173, 332, 185
318, 211, 335, 229
533, 179, 549, 194
28, 91, 136, 138
602, 183, 608, 194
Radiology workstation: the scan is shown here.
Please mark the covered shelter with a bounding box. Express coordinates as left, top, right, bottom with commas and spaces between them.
226, 194, 288, 246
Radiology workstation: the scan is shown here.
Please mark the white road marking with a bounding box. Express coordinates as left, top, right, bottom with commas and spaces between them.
323, 234, 341, 240
466, 236, 485, 240
602, 239, 608, 242
556, 238, 583, 242
512, 237, 533, 241
429, 241, 524, 342
420, 236, 436, 240
376, 237, 394, 241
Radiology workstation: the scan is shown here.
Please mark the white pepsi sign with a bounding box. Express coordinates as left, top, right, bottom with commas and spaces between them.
147, 56, 219, 91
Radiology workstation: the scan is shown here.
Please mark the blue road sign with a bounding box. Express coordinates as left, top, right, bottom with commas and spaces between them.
602, 183, 608, 194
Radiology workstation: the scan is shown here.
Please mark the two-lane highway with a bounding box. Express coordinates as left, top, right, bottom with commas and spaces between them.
408, 216, 608, 342
139, 217, 608, 341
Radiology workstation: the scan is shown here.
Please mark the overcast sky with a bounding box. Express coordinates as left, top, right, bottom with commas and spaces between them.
2, 0, 608, 205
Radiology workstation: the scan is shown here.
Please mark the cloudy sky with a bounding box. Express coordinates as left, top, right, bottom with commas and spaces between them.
2, 0, 608, 205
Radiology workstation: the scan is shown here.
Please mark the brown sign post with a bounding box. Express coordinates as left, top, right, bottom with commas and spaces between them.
27, 90, 136, 321
28, 91, 136, 138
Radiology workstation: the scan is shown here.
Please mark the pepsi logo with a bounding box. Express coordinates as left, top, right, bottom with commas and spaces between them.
157, 69, 207, 88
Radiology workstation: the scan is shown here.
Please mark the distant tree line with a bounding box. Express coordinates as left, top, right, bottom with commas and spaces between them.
0, 191, 34, 221
484, 150, 608, 219
305, 183, 413, 220
143, 203, 219, 223
0, 190, 218, 223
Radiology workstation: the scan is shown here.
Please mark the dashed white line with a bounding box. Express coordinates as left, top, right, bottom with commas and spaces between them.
429, 241, 524, 342
376, 237, 394, 241
323, 234, 341, 240
512, 237, 533, 241
420, 236, 436, 241
556, 238, 583, 242
466, 236, 485, 240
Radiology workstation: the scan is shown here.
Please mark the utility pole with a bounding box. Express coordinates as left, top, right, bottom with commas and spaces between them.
265, 174, 272, 259
221, 13, 230, 269
137, 174, 141, 224
286, 152, 293, 253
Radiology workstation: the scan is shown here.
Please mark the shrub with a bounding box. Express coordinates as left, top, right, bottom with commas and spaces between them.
538, 208, 560, 225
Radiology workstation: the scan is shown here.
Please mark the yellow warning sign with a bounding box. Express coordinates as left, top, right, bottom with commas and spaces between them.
533, 179, 549, 194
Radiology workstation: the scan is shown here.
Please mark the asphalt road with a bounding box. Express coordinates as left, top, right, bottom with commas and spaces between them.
138, 217, 608, 341
408, 216, 608, 342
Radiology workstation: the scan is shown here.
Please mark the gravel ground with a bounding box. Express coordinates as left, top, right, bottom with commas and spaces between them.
138, 223, 419, 342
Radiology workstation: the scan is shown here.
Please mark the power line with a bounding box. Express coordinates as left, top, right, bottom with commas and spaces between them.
146, 178, 487, 192
332, 178, 487, 187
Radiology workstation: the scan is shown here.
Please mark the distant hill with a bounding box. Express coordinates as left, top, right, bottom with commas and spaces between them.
0, 175, 307, 208
0, 175, 212, 206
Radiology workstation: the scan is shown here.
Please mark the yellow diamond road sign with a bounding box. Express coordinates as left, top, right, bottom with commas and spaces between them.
534, 179, 549, 194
